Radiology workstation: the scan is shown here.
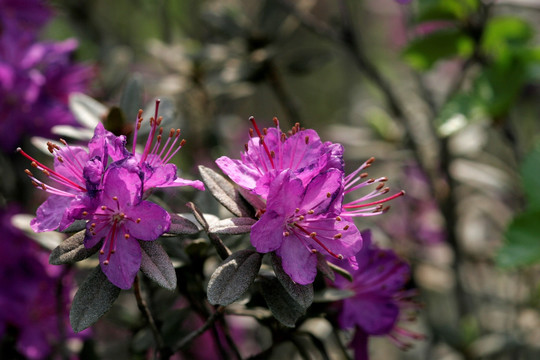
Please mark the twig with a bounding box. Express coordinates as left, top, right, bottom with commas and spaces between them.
133, 275, 170, 359
186, 202, 232, 260
175, 306, 226, 350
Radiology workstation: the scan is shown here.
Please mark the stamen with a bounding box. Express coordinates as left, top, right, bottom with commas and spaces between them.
293, 223, 344, 260
249, 116, 275, 169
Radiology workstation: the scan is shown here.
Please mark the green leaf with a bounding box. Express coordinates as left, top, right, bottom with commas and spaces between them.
207, 250, 262, 305
259, 275, 306, 327
271, 254, 314, 309
436, 93, 486, 137
49, 230, 100, 265
198, 165, 254, 217
208, 217, 257, 235
139, 241, 177, 290
497, 210, 540, 268
482, 17, 533, 63
521, 145, 540, 209
167, 214, 201, 235
403, 29, 474, 70
70, 266, 121, 332
417, 0, 479, 22
119, 75, 144, 120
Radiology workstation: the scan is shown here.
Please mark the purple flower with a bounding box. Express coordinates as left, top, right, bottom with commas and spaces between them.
0, 206, 89, 359
251, 169, 362, 284
84, 166, 171, 289
332, 230, 423, 359
0, 30, 92, 151
130, 99, 205, 192
19, 122, 127, 232
216, 117, 343, 198
0, 0, 52, 40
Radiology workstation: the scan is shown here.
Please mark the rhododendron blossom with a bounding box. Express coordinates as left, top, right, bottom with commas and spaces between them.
251, 169, 362, 284
84, 166, 171, 289
332, 230, 423, 359
216, 117, 342, 198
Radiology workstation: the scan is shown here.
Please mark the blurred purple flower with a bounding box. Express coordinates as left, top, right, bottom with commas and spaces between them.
0, 206, 89, 359
130, 99, 205, 192
84, 166, 171, 289
18, 123, 127, 232
0, 1, 92, 152
332, 230, 423, 359
251, 169, 361, 284
216, 117, 342, 199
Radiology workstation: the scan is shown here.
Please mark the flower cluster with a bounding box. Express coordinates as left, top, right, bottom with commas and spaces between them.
331, 230, 424, 359
0, 206, 89, 359
217, 117, 404, 284
19, 100, 204, 289
0, 0, 91, 152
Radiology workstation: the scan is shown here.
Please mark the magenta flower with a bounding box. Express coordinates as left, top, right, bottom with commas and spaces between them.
0, 206, 89, 359
251, 169, 362, 284
130, 99, 204, 192
84, 166, 171, 289
0, 36, 92, 152
216, 117, 342, 198
19, 122, 127, 232
332, 230, 423, 359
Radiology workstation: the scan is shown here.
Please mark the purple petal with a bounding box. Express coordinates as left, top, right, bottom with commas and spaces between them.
349, 329, 369, 360
340, 296, 399, 335
216, 156, 260, 191
301, 169, 344, 215
265, 170, 303, 216
125, 202, 170, 240
102, 166, 142, 206
100, 229, 141, 289
142, 162, 176, 189
276, 236, 318, 285
31, 195, 73, 232
250, 210, 285, 253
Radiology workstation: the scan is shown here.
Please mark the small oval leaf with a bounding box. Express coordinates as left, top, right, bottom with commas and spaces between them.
70, 266, 121, 332
209, 217, 257, 235
271, 253, 313, 309
259, 275, 305, 328
49, 230, 100, 265
199, 165, 254, 217
207, 250, 262, 305
167, 214, 201, 235
140, 241, 177, 290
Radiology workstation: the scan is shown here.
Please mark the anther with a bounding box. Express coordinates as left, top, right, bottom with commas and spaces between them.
103, 260, 109, 265
326, 192, 331, 198
305, 136, 309, 145
307, 210, 314, 214
299, 215, 304, 220
60, 139, 68, 146
343, 225, 350, 230
376, 183, 384, 191
101, 206, 107, 210
42, 169, 50, 176
24, 169, 32, 176
40, 184, 47, 190
112, 196, 118, 201
336, 216, 342, 221
311, 249, 318, 254
270, 150, 275, 158
263, 128, 268, 135
136, 218, 141, 223
360, 172, 369, 178
334, 233, 342, 239
31, 161, 38, 168
273, 117, 279, 126
82, 211, 88, 216
284, 231, 290, 236
100, 250, 105, 254
337, 254, 344, 260
310, 232, 317, 238
31, 181, 39, 187
295, 208, 300, 213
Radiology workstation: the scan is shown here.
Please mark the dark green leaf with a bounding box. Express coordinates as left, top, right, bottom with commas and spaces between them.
521, 145, 540, 209
497, 210, 540, 268
49, 230, 100, 265
417, 0, 478, 22
402, 29, 474, 70
207, 250, 262, 305
198, 165, 254, 217
208, 217, 256, 235
70, 266, 121, 332
259, 275, 305, 327
316, 253, 335, 282
271, 254, 313, 309
167, 214, 201, 235
119, 75, 144, 119
140, 241, 177, 290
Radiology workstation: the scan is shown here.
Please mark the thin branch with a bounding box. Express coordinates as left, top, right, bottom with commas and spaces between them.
133, 275, 170, 359
175, 306, 225, 350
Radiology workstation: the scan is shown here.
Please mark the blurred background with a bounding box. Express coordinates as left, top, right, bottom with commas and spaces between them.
2, 0, 540, 359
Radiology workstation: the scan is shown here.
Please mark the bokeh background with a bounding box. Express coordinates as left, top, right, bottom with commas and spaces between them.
2, 0, 540, 359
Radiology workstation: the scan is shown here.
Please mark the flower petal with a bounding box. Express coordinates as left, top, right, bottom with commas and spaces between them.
251, 210, 285, 253
100, 229, 141, 289
31, 195, 73, 232
125, 201, 170, 240
276, 234, 318, 285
